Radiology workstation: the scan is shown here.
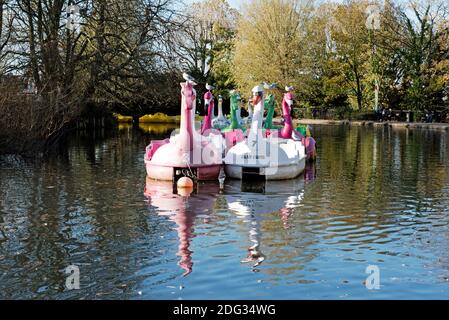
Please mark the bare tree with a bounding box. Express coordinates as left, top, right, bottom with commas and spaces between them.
1, 0, 183, 154
169, 0, 238, 87
0, 0, 15, 76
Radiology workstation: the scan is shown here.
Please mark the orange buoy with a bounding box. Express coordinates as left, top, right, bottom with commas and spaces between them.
177, 176, 194, 189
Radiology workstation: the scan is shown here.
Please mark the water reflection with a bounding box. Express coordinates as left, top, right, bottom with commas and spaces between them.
304, 161, 317, 183
118, 123, 133, 131
138, 123, 177, 136
143, 178, 219, 276
1, 124, 449, 299
224, 179, 305, 270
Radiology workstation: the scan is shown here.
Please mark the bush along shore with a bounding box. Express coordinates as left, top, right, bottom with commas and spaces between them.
0, 108, 114, 157
0, 102, 164, 157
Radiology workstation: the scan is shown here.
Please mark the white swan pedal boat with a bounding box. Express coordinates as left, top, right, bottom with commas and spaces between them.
224, 85, 306, 180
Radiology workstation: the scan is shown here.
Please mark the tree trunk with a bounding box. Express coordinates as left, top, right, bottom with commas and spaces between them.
354, 68, 363, 111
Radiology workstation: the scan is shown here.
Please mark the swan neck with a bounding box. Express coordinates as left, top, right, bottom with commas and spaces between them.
218, 100, 224, 117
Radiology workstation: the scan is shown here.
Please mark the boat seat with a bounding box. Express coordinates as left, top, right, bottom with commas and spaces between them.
145, 139, 169, 161
224, 130, 245, 149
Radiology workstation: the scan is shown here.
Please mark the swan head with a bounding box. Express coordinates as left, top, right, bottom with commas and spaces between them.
284, 86, 294, 107
203, 90, 213, 111
252, 85, 264, 106
230, 90, 241, 110
285, 85, 294, 92
284, 92, 294, 108
204, 90, 213, 101
181, 81, 195, 110
230, 90, 241, 101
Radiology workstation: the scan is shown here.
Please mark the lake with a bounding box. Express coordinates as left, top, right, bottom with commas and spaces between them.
1, 123, 449, 299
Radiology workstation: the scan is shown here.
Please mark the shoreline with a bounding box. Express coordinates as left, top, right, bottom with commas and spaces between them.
291, 119, 449, 131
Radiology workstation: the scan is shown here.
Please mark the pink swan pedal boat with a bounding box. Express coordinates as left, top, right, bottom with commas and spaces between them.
144, 79, 222, 181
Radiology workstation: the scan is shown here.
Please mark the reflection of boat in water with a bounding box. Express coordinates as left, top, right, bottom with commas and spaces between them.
224, 178, 305, 269
304, 161, 317, 183
144, 178, 219, 276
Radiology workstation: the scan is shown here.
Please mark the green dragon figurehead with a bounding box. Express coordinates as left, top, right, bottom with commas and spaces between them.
223, 90, 245, 132
264, 93, 279, 129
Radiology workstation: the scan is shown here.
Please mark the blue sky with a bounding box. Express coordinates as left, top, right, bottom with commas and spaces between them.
228, 0, 243, 8
184, 0, 243, 8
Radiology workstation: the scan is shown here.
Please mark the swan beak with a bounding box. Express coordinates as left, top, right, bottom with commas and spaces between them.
252, 95, 261, 106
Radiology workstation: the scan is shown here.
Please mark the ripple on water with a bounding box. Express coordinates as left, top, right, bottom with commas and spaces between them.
1, 127, 449, 299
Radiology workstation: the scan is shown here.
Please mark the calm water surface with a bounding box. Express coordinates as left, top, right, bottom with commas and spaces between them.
1, 124, 449, 299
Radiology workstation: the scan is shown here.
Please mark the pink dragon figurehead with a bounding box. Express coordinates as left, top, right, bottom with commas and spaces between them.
201, 86, 215, 134
279, 89, 294, 139
181, 81, 195, 111
179, 81, 196, 152
204, 90, 213, 109
284, 92, 294, 108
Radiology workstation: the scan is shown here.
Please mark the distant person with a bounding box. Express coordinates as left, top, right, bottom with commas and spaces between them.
423, 110, 432, 123
377, 107, 383, 122
312, 108, 318, 119
381, 108, 386, 122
